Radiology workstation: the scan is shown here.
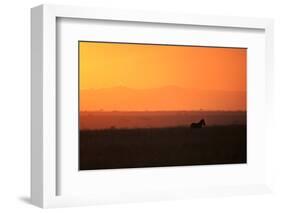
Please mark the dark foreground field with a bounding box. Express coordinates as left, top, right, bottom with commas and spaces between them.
79, 125, 246, 170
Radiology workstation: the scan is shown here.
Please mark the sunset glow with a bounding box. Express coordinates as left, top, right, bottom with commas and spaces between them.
79, 41, 246, 111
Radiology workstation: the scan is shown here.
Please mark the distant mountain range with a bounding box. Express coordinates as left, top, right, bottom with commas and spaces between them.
80, 86, 246, 111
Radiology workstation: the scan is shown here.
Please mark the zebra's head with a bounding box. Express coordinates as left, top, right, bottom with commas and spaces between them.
200, 119, 206, 126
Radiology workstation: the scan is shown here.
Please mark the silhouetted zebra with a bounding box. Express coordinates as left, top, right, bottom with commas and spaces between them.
190, 119, 206, 128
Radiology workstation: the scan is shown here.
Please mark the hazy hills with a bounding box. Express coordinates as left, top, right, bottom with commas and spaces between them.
80, 86, 246, 111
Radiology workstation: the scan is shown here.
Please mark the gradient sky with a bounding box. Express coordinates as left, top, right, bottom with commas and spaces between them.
79, 41, 246, 111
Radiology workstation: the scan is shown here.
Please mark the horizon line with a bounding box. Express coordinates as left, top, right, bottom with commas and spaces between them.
80, 110, 247, 113
80, 85, 247, 93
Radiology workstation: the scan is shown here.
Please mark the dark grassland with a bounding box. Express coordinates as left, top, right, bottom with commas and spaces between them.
79, 125, 246, 170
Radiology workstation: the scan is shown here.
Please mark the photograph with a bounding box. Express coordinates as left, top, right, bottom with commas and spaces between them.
79, 41, 247, 170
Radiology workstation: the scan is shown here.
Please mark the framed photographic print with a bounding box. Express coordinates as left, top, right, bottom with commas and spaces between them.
31, 4, 274, 208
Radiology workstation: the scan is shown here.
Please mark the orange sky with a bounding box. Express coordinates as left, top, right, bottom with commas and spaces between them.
79, 41, 246, 111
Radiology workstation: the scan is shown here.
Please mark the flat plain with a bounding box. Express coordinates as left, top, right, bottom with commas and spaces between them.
79, 124, 246, 170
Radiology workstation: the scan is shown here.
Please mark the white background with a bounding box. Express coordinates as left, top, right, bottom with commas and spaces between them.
0, 0, 280, 212
58, 18, 266, 198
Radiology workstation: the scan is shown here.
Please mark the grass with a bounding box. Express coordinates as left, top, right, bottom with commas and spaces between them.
79, 125, 246, 170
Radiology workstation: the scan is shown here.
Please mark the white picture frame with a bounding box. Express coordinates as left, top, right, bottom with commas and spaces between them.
31, 4, 274, 208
